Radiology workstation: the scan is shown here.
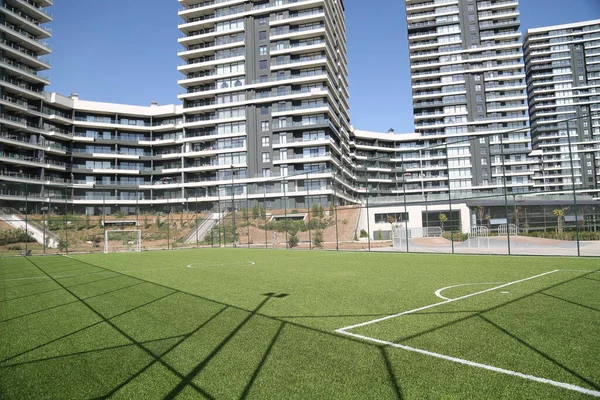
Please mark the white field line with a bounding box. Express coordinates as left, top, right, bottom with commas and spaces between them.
339, 330, 600, 398
337, 270, 560, 332
335, 269, 600, 397
435, 283, 503, 300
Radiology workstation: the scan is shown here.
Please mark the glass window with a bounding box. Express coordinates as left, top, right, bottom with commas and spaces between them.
259, 31, 267, 40
262, 152, 270, 162
261, 121, 270, 131
259, 45, 267, 55
262, 136, 270, 147
260, 60, 268, 69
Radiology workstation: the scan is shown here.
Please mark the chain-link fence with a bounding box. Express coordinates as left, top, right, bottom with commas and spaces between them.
1, 129, 599, 258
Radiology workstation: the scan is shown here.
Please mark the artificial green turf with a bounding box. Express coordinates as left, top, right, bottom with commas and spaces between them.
0, 249, 598, 399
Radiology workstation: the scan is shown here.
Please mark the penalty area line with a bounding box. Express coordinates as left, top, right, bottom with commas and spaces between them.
336, 330, 600, 398
337, 270, 560, 332
434, 282, 504, 300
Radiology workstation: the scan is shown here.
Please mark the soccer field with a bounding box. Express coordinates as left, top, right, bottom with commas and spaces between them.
1, 249, 599, 399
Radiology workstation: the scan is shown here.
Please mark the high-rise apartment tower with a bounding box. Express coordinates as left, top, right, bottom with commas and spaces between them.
177, 0, 354, 208
405, 0, 533, 194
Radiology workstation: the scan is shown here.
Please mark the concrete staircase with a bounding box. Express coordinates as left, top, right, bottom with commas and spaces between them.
184, 212, 226, 244
0, 207, 59, 248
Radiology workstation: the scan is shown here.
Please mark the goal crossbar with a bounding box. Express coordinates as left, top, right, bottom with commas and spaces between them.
104, 230, 142, 253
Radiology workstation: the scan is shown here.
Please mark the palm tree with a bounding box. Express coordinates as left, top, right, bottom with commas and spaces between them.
553, 209, 565, 233
438, 213, 448, 231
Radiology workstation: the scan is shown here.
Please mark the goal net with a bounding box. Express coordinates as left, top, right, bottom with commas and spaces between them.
104, 230, 142, 253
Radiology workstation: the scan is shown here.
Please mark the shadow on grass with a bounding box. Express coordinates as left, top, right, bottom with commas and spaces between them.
5, 256, 407, 399
380, 347, 404, 399
239, 321, 285, 400
539, 292, 600, 313
162, 294, 278, 399
581, 276, 600, 283
0, 281, 146, 324
479, 315, 600, 390
389, 269, 600, 345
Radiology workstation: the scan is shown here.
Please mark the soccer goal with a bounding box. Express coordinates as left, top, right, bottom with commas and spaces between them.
104, 230, 142, 253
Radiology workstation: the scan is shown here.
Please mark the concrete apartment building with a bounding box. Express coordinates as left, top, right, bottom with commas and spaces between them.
524, 19, 600, 193
0, 0, 598, 219
0, 0, 355, 214
404, 0, 533, 195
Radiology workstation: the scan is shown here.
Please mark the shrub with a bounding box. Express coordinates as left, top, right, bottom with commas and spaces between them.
442, 232, 469, 242
288, 232, 299, 248
90, 235, 101, 248
312, 203, 324, 219
0, 229, 35, 246
6, 244, 22, 251
313, 230, 324, 248
308, 218, 328, 230
252, 205, 260, 219
342, 218, 349, 225
359, 229, 368, 238
376, 230, 384, 240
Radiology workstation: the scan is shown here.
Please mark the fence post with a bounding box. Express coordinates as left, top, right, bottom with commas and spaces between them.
43, 211, 46, 254
364, 163, 371, 252
499, 135, 511, 255
167, 211, 170, 250
307, 175, 312, 250
195, 189, 199, 249
25, 182, 28, 255
401, 154, 409, 253
231, 166, 236, 248
444, 144, 454, 254
217, 189, 222, 247
566, 126, 581, 256
263, 184, 268, 249
64, 185, 68, 254
283, 177, 288, 249
333, 171, 339, 251
246, 185, 250, 248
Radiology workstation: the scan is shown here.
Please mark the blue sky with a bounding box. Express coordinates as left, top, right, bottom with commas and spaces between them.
47, 0, 600, 133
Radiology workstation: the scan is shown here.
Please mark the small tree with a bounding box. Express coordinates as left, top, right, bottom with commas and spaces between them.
439, 213, 448, 231
553, 209, 565, 233
329, 202, 334, 215
252, 205, 260, 219
475, 206, 485, 226
288, 231, 299, 248
313, 230, 324, 248
312, 203, 321, 219
259, 204, 266, 218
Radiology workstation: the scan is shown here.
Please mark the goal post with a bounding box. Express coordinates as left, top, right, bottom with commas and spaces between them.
104, 230, 142, 253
